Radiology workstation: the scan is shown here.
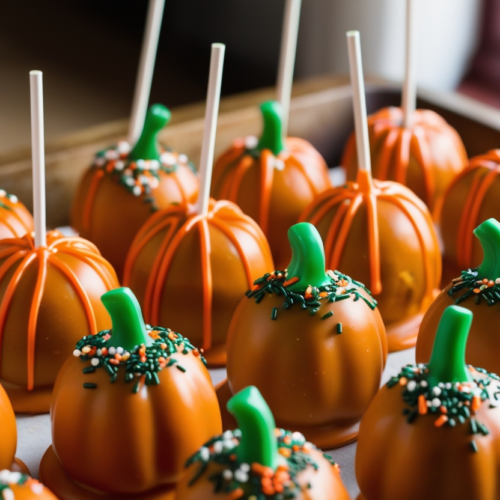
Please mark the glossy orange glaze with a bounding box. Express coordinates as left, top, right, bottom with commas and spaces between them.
176, 449, 351, 500
0, 231, 119, 412
71, 152, 198, 280
438, 150, 500, 271
40, 352, 221, 497
212, 137, 330, 270
123, 199, 273, 365
0, 382, 16, 469
342, 107, 467, 210
0, 192, 34, 240
300, 170, 441, 351
356, 381, 500, 500
416, 283, 500, 375
223, 283, 387, 449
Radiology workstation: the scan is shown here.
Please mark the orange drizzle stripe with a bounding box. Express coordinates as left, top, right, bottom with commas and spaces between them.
393, 128, 412, 185
0, 252, 37, 379
375, 128, 399, 180
48, 255, 97, 335
27, 249, 48, 390
228, 156, 253, 202
0, 247, 23, 261
365, 191, 382, 295
259, 150, 275, 234
198, 219, 213, 351
82, 170, 105, 233
149, 214, 204, 323
306, 193, 355, 227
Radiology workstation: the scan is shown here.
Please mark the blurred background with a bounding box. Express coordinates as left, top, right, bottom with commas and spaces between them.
0, 0, 493, 154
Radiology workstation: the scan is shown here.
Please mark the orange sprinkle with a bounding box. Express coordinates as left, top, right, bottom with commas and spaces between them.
319, 291, 328, 297
488, 280, 495, 287
399, 377, 408, 386
472, 396, 482, 413
193, 349, 200, 357
160, 343, 167, 350
278, 447, 292, 458
283, 276, 299, 287
109, 359, 119, 365
149, 330, 161, 340
440, 406, 447, 414
473, 288, 481, 294
114, 353, 122, 361
168, 332, 178, 341
283, 436, 292, 445
229, 454, 236, 461
252, 283, 263, 291
227, 488, 244, 500
261, 478, 273, 488
140, 356, 147, 363
482, 278, 488, 284
273, 484, 284, 493
101, 347, 108, 356
339, 279, 348, 287
434, 415, 448, 427
251, 463, 274, 477
418, 394, 427, 415
262, 487, 275, 496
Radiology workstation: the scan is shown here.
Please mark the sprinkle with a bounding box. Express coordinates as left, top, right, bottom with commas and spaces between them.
73, 349, 82, 357
470, 440, 478, 452
282, 277, 299, 287
336, 323, 342, 334
83, 383, 97, 389
434, 415, 448, 427
321, 311, 333, 320
418, 394, 427, 415
91, 358, 100, 367
271, 308, 278, 320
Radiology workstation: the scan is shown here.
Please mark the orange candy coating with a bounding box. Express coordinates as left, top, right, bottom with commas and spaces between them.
176, 448, 351, 500
0, 231, 119, 413
71, 143, 198, 279
0, 383, 16, 470
342, 107, 467, 210
0, 191, 33, 240
438, 150, 500, 277
123, 200, 273, 366
356, 379, 500, 500
211, 136, 330, 270
0, 471, 57, 500
223, 284, 386, 449
300, 170, 441, 352
40, 351, 221, 497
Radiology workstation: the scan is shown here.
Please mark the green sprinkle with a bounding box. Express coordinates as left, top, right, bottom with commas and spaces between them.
470, 440, 478, 453
83, 383, 97, 389
271, 307, 278, 320
83, 366, 96, 374
336, 323, 343, 334
321, 311, 333, 320
470, 419, 478, 434
176, 365, 187, 373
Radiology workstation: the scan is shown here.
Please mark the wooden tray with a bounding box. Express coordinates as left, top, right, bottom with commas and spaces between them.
2, 74, 500, 229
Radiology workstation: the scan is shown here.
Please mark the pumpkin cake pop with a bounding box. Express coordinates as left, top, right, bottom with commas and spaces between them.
0, 72, 119, 414
217, 223, 387, 449
124, 43, 274, 366
301, 31, 441, 352
39, 287, 222, 500
177, 386, 351, 500
438, 149, 500, 284
342, 0, 467, 211
211, 100, 330, 270
71, 103, 198, 279
0, 382, 28, 473
0, 471, 57, 500
356, 306, 500, 500
417, 218, 500, 376
0, 190, 33, 240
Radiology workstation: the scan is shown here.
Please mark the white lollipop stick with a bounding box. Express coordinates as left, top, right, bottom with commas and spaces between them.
402, 0, 417, 128
196, 43, 226, 216
128, 0, 166, 144
29, 70, 47, 248
347, 31, 371, 174
276, 0, 302, 136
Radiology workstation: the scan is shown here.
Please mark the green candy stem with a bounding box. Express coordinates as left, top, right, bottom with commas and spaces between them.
256, 101, 286, 156
101, 287, 154, 350
227, 386, 278, 469
474, 218, 500, 280
130, 104, 171, 161
286, 222, 332, 292
427, 305, 473, 387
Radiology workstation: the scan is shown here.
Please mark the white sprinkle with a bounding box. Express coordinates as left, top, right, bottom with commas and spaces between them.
496, 278, 500, 285
432, 398, 441, 407
213, 441, 223, 454
420, 380, 428, 388
114, 160, 125, 171
222, 439, 235, 450
81, 346, 91, 354
438, 383, 445, 388
292, 431, 305, 443
0, 190, 6, 197
406, 381, 417, 392
132, 185, 142, 196
136, 159, 146, 169
234, 470, 249, 483
223, 430, 233, 440
116, 347, 124, 354
240, 463, 250, 472
73, 349, 82, 357
222, 469, 233, 480
96, 349, 102, 356
31, 482, 44, 494
91, 358, 100, 367
7, 473, 21, 484
445, 383, 452, 389
150, 159, 160, 170
123, 168, 133, 177
160, 152, 177, 166
149, 177, 159, 189
117, 141, 131, 154
303, 442, 313, 450
199, 447, 210, 461
3, 488, 14, 500
274, 159, 285, 171
105, 149, 118, 160
8, 195, 18, 204
138, 175, 149, 185
233, 429, 242, 438
0, 470, 11, 482
245, 135, 258, 149
108, 347, 116, 355
95, 157, 105, 167
432, 387, 442, 396
426, 400, 432, 407
178, 154, 188, 164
